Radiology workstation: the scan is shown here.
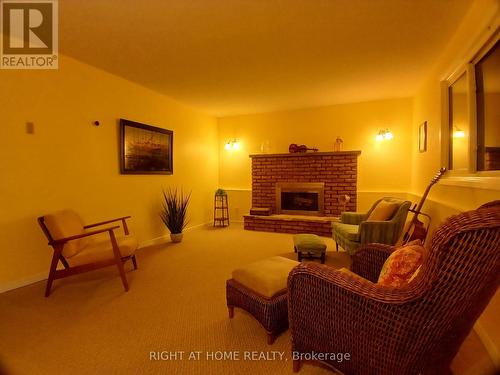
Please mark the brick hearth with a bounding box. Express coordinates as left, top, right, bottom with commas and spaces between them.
244, 215, 338, 237
244, 151, 361, 236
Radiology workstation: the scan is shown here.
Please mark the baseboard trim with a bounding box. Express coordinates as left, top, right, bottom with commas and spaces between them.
139, 221, 210, 248
138, 236, 169, 248
474, 320, 500, 368
0, 272, 47, 294
185, 221, 211, 231
0, 222, 212, 294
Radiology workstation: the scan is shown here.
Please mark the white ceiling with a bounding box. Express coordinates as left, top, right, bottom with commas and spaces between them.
59, 0, 473, 116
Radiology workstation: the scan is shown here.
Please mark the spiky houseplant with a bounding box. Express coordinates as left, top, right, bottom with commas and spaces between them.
160, 188, 191, 242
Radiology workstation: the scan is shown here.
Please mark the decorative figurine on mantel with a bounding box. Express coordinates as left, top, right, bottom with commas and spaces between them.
339, 194, 350, 213
288, 143, 319, 153
260, 140, 270, 153
334, 136, 343, 152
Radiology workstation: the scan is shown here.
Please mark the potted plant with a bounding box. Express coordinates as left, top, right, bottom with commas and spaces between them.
160, 188, 191, 243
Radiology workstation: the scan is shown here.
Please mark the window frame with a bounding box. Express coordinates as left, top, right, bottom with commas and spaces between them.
440, 28, 500, 190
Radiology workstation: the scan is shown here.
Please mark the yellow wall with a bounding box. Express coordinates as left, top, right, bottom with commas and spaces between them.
218, 98, 413, 219
410, 0, 500, 364
0, 55, 219, 290
410, 0, 499, 220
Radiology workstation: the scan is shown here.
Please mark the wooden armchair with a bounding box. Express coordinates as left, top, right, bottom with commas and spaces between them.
38, 209, 138, 297
288, 202, 500, 374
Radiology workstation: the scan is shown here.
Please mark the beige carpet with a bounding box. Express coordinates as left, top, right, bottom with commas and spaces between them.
0, 224, 495, 375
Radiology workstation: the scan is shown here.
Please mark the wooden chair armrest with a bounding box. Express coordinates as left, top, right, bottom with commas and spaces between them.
50, 226, 120, 246
351, 243, 395, 282
84, 216, 131, 235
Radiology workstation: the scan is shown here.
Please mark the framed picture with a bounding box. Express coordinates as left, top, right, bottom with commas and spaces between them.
419, 121, 427, 153
120, 119, 173, 174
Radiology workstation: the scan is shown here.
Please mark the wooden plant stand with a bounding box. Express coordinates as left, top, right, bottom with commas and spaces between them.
214, 193, 229, 227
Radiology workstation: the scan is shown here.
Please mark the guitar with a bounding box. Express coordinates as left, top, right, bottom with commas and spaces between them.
399, 167, 447, 245
289, 144, 319, 153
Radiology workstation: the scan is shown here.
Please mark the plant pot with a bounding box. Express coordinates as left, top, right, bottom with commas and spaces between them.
170, 233, 183, 243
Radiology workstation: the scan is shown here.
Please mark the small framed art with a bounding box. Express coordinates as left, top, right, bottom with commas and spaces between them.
419, 121, 427, 153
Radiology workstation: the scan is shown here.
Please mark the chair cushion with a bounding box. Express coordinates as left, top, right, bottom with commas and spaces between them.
232, 256, 299, 298
293, 234, 327, 253
67, 236, 138, 267
378, 241, 425, 287
331, 222, 360, 242
43, 210, 91, 258
367, 200, 399, 221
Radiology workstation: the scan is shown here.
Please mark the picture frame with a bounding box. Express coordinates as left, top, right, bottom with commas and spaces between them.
119, 119, 173, 174
419, 121, 427, 153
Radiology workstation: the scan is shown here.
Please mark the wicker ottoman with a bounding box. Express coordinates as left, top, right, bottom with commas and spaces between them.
294, 233, 327, 263
226, 256, 299, 344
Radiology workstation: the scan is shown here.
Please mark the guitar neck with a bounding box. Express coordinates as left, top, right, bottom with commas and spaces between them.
412, 186, 432, 217
410, 168, 446, 221
399, 167, 446, 245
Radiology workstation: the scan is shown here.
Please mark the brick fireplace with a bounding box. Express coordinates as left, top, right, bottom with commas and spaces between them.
244, 151, 361, 236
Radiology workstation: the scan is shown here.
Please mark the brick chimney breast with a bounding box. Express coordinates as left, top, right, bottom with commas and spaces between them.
249, 151, 361, 216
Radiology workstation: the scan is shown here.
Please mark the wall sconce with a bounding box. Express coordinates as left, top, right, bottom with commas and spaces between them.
376, 129, 393, 141
224, 139, 240, 151
453, 127, 465, 138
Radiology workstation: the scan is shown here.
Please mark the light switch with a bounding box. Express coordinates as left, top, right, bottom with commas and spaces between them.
26, 122, 35, 134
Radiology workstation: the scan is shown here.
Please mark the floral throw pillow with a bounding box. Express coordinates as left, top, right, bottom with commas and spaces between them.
378, 241, 425, 287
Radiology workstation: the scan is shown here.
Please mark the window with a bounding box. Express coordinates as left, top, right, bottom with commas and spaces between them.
476, 41, 500, 171
449, 72, 469, 171
443, 31, 499, 178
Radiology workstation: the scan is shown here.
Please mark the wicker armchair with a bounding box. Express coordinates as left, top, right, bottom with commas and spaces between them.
288, 203, 500, 374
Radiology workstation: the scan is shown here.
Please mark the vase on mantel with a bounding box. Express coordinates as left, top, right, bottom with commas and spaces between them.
334, 136, 343, 152
260, 140, 270, 153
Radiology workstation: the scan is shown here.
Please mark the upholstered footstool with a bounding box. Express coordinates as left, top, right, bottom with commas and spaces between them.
226, 256, 299, 344
294, 233, 327, 263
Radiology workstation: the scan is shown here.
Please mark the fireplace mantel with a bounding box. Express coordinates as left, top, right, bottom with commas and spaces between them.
249, 151, 361, 158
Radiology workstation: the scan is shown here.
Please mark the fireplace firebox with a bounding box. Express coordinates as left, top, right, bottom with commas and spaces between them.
275, 182, 325, 216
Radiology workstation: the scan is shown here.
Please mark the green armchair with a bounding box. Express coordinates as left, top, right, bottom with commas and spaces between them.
332, 197, 411, 255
